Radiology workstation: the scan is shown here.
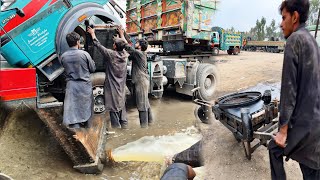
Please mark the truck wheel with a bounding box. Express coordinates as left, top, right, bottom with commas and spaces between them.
196, 64, 218, 101
212, 47, 219, 56
90, 72, 106, 114
227, 50, 233, 55
233, 47, 239, 55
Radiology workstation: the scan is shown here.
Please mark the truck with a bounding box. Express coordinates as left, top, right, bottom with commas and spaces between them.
242, 38, 285, 53
126, 0, 218, 53
124, 0, 219, 100
210, 26, 243, 55
0, 0, 219, 173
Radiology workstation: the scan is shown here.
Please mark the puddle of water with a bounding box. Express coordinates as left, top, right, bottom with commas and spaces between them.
110, 126, 202, 163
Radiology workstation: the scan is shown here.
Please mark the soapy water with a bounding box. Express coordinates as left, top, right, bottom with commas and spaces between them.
111, 126, 202, 163
104, 126, 203, 179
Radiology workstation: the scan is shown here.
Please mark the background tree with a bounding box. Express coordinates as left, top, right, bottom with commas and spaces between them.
266, 19, 277, 40
255, 17, 266, 40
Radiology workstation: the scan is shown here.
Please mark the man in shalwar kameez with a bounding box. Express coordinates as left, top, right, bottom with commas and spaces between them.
118, 28, 153, 128
87, 27, 129, 129
269, 1, 320, 179
61, 32, 96, 128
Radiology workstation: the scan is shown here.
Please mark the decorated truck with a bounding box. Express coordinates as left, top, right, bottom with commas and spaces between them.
210, 26, 243, 55
242, 38, 285, 53
126, 0, 219, 53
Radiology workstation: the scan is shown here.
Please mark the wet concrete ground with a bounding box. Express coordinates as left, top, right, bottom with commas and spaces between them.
0, 51, 302, 179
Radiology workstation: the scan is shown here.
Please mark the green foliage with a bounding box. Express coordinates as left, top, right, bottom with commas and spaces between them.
266, 19, 277, 40
244, 18, 282, 41
255, 17, 266, 40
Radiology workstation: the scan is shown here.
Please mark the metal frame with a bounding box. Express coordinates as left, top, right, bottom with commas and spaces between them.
193, 89, 279, 160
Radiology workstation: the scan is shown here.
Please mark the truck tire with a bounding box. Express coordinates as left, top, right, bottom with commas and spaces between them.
233, 47, 239, 55
212, 47, 219, 56
196, 64, 218, 101
227, 50, 233, 55
90, 72, 106, 114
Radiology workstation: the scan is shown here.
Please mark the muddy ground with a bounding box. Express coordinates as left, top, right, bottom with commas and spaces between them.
0, 51, 302, 179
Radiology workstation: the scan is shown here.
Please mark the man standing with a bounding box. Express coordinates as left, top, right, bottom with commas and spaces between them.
269, 0, 320, 179
118, 28, 153, 128
87, 27, 129, 129
61, 32, 96, 129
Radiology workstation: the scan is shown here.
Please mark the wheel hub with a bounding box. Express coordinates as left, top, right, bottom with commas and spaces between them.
204, 77, 212, 89
92, 86, 105, 113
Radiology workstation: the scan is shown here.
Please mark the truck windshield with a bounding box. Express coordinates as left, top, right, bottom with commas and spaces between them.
1, 0, 16, 11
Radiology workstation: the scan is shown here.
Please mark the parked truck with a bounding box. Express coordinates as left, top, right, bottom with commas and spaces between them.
210, 26, 243, 55
242, 38, 285, 53
0, 0, 219, 173
126, 0, 218, 53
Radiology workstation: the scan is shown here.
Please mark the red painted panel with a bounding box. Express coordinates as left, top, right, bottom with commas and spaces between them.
0, 68, 37, 101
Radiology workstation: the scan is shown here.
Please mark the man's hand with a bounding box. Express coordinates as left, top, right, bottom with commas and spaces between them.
117, 26, 125, 37
87, 26, 97, 39
274, 124, 288, 148
164, 155, 174, 166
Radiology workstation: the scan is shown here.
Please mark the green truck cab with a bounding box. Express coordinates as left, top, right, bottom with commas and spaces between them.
210, 27, 243, 56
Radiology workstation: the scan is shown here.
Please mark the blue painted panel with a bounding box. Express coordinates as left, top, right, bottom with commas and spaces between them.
1, 41, 29, 67
13, 3, 68, 66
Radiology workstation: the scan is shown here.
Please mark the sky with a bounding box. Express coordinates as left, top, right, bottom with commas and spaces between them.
213, 0, 283, 32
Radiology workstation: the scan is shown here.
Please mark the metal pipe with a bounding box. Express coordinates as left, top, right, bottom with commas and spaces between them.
315, 8, 320, 38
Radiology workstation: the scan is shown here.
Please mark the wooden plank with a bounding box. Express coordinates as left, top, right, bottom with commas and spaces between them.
36, 107, 107, 174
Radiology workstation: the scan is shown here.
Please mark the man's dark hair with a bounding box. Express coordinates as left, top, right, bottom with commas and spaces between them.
280, 0, 310, 23
114, 38, 126, 51
66, 32, 80, 47
139, 39, 148, 51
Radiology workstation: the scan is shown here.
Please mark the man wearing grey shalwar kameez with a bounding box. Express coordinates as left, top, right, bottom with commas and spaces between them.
118, 28, 153, 128
61, 32, 96, 128
87, 27, 129, 129
269, 1, 320, 179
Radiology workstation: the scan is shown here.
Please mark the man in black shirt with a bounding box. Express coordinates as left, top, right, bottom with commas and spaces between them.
269, 1, 320, 179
